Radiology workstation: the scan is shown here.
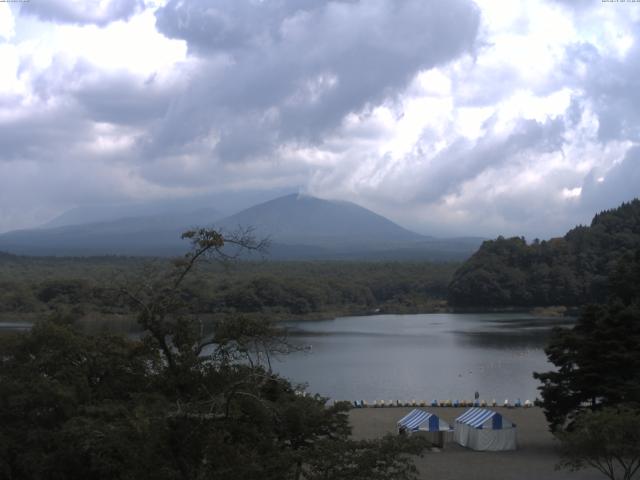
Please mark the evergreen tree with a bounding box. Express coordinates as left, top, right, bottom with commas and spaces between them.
450, 199, 640, 308
534, 249, 640, 431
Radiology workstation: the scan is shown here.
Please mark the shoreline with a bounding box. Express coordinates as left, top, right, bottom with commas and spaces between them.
0, 306, 577, 332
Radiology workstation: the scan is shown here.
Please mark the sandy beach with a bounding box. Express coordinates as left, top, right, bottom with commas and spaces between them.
349, 407, 603, 480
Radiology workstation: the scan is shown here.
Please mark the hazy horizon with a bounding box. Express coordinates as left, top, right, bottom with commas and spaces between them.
3, 191, 633, 243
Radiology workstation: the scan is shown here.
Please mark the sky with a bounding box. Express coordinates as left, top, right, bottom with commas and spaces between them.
0, 0, 639, 238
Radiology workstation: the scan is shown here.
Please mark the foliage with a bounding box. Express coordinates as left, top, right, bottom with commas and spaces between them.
534, 250, 640, 431
449, 199, 640, 307
0, 253, 457, 324
304, 435, 429, 480
557, 406, 640, 480
534, 301, 640, 430
0, 321, 163, 480
0, 228, 428, 479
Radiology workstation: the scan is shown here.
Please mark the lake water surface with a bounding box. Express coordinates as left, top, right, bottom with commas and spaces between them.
275, 313, 572, 403
1, 312, 571, 404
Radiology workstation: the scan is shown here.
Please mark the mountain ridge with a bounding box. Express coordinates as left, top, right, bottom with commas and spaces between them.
0, 194, 481, 260
215, 193, 427, 247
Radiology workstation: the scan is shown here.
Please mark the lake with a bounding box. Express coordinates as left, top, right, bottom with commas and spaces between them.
275, 313, 572, 403
0, 312, 571, 404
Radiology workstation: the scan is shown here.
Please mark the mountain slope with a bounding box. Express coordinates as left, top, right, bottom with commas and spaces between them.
0, 208, 221, 256
448, 199, 640, 307
216, 194, 425, 248
0, 194, 482, 260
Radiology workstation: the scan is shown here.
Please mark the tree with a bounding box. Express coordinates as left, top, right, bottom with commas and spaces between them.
557, 406, 640, 480
119, 226, 269, 374
0, 227, 429, 480
304, 435, 428, 480
449, 199, 640, 308
534, 301, 640, 430
533, 250, 640, 431
0, 320, 164, 480
532, 248, 640, 480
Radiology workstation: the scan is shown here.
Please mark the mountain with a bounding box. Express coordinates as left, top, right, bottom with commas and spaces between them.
216, 194, 425, 247
448, 199, 640, 308
211, 194, 484, 259
41, 189, 299, 229
0, 194, 482, 260
45, 204, 181, 229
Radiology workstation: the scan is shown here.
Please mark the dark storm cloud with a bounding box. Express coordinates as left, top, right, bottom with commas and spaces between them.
73, 73, 172, 126
155, 0, 323, 54
0, 106, 90, 162
21, 0, 144, 26
145, 0, 481, 162
215, 122, 278, 164
27, 59, 169, 125
0, 59, 172, 163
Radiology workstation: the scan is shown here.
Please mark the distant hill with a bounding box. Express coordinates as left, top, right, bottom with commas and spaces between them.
44, 199, 224, 229
0, 194, 482, 260
0, 209, 221, 256
216, 194, 424, 246
448, 199, 640, 307
0, 251, 18, 261
213, 194, 481, 260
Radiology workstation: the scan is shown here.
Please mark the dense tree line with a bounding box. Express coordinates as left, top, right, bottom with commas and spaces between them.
449, 199, 640, 307
0, 257, 457, 325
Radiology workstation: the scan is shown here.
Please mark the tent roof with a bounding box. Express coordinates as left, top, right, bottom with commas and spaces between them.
455, 408, 505, 429
398, 409, 437, 431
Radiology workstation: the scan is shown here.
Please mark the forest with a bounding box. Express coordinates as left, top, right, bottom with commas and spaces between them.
449, 199, 640, 308
0, 253, 457, 329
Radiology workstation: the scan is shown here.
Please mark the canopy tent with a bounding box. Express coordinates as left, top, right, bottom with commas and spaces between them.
398, 409, 451, 432
397, 409, 452, 446
454, 408, 517, 451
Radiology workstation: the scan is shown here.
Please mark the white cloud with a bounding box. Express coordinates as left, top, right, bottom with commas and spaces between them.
0, 3, 15, 41
20, 0, 145, 27
0, 0, 639, 238
303, 0, 640, 237
53, 9, 187, 75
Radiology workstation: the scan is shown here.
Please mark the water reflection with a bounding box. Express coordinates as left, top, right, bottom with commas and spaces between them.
452, 330, 550, 349
0, 322, 32, 331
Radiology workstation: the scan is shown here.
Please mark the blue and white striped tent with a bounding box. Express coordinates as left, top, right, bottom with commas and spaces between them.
456, 408, 506, 429
454, 408, 516, 451
397, 409, 451, 433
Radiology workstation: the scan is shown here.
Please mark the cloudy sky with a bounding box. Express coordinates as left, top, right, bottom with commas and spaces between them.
0, 0, 639, 238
